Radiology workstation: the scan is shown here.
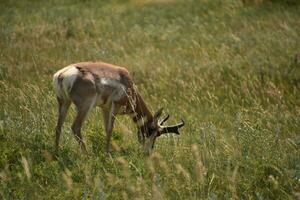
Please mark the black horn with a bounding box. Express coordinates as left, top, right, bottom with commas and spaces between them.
160, 114, 170, 125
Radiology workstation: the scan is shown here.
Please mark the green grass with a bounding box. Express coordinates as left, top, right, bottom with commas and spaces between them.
0, 0, 299, 199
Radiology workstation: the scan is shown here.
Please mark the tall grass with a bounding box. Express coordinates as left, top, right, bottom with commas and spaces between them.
0, 0, 299, 199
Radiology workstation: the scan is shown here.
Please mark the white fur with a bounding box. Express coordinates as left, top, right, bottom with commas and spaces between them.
53, 65, 79, 99
100, 78, 126, 101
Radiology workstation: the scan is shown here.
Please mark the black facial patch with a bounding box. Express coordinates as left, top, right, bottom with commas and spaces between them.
143, 124, 156, 138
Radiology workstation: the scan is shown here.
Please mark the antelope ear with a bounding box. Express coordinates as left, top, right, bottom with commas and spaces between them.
154, 107, 163, 119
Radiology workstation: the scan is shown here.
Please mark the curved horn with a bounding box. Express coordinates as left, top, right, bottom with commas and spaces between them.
159, 114, 170, 125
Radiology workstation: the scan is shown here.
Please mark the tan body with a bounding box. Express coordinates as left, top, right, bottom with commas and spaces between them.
53, 62, 184, 154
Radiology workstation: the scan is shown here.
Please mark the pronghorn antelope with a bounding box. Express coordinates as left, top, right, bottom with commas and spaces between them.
53, 62, 184, 154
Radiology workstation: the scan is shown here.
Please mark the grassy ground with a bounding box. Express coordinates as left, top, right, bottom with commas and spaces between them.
0, 0, 299, 199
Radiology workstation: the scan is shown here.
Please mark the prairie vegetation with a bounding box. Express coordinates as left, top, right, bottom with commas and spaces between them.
0, 0, 299, 199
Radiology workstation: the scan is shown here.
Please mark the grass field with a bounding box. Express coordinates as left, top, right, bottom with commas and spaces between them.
0, 0, 300, 199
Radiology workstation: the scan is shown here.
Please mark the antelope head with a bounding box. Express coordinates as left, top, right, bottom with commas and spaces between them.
143, 108, 185, 154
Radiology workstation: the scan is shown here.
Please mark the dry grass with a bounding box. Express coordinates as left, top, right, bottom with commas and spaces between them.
0, 0, 299, 199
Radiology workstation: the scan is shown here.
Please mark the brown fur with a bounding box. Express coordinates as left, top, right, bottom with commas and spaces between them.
54, 61, 183, 154
54, 61, 155, 153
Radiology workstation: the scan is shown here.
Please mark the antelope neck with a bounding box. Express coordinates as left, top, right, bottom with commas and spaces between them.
130, 92, 153, 129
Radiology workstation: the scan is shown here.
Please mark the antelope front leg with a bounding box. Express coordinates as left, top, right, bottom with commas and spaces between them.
102, 102, 120, 153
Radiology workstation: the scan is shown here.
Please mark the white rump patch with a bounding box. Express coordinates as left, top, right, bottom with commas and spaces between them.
53, 65, 80, 99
